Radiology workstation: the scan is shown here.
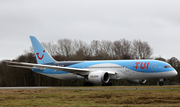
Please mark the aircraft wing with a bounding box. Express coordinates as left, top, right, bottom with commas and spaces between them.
5, 61, 116, 76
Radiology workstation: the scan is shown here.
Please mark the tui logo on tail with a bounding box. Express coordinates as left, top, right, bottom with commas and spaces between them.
36, 50, 45, 60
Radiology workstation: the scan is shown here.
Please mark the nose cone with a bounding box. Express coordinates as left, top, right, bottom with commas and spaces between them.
172, 70, 178, 77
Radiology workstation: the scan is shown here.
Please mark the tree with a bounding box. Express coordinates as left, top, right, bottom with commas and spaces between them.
167, 57, 180, 85
155, 56, 166, 62
41, 41, 57, 56
73, 39, 91, 60
168, 57, 180, 70
57, 39, 74, 60
90, 40, 101, 57
99, 40, 114, 59
113, 39, 132, 59
132, 39, 153, 59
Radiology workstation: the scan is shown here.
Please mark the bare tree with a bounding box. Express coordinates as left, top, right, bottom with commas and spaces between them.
99, 40, 114, 58
57, 39, 74, 59
74, 39, 91, 59
41, 42, 57, 56
90, 40, 101, 57
132, 39, 153, 59
113, 39, 132, 59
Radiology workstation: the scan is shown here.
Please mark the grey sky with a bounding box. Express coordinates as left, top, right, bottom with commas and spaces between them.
0, 0, 180, 60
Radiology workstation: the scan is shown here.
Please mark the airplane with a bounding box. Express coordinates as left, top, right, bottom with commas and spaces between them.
6, 36, 178, 86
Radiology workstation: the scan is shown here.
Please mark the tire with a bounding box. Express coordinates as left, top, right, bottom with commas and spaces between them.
159, 82, 164, 86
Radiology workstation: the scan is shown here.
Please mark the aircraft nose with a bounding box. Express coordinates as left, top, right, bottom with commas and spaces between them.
172, 70, 178, 77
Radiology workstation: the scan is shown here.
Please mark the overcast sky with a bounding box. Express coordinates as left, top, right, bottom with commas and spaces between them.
0, 0, 180, 61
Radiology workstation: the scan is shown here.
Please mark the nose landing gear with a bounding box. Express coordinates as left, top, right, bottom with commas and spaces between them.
159, 78, 165, 86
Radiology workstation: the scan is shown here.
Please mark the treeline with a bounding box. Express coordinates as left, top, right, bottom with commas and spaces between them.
0, 38, 179, 86
30, 38, 153, 60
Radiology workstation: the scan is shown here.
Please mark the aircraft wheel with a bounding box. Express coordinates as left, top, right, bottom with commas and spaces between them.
159, 78, 165, 86
159, 82, 164, 86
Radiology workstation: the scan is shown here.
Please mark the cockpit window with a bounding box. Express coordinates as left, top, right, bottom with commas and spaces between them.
164, 65, 172, 68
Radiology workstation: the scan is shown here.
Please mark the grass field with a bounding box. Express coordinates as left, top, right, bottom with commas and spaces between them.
0, 86, 180, 107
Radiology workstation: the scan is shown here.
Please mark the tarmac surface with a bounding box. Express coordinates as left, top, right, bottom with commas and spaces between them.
0, 86, 179, 90
0, 87, 50, 89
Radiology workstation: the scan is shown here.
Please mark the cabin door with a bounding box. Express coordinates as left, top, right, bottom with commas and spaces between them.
126, 64, 133, 76
151, 63, 157, 71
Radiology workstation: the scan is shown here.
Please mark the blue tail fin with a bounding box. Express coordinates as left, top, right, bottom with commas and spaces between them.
30, 36, 56, 64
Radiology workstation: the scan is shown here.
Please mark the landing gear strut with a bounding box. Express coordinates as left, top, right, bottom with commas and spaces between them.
159, 78, 165, 86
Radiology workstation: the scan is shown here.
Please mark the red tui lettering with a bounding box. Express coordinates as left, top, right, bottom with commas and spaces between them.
141, 62, 146, 69
135, 62, 150, 69
135, 62, 140, 69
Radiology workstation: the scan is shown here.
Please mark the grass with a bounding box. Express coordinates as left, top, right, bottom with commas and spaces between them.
0, 86, 180, 106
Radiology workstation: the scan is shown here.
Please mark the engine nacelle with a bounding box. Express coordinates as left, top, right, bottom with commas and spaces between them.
128, 79, 147, 84
88, 71, 110, 84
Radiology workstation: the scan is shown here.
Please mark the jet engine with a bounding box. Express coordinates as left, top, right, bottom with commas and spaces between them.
88, 71, 110, 84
